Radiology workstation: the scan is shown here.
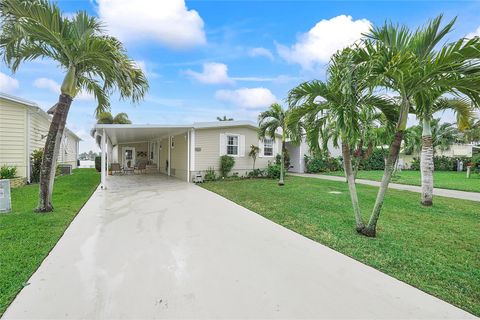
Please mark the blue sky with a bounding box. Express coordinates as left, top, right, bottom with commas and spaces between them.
1, 0, 479, 152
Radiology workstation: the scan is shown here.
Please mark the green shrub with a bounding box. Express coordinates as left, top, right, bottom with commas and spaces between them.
95, 156, 102, 172
247, 168, 265, 178
275, 149, 290, 169
360, 148, 388, 170
410, 156, 472, 171
304, 155, 342, 173
30, 149, 43, 183
410, 157, 420, 170
0, 165, 17, 179
219, 155, 235, 177
204, 167, 216, 181
266, 163, 281, 179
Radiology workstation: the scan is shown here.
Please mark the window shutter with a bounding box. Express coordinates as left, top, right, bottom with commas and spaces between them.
239, 135, 245, 157
219, 133, 226, 156
258, 139, 264, 157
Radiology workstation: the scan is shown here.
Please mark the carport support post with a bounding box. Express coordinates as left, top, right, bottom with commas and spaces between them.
101, 129, 107, 189
168, 136, 171, 177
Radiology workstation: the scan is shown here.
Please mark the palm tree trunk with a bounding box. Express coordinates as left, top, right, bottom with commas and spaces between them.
278, 139, 285, 186
36, 94, 72, 212
362, 131, 404, 237
420, 118, 434, 206
342, 141, 365, 232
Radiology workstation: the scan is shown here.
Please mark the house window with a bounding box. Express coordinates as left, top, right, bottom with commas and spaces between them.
263, 138, 274, 156
226, 135, 239, 155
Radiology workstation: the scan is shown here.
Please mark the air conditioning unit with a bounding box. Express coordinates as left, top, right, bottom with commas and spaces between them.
59, 164, 72, 175
0, 179, 12, 213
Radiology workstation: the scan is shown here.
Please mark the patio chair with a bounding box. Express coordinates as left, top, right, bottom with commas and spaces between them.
111, 163, 122, 175
136, 161, 147, 174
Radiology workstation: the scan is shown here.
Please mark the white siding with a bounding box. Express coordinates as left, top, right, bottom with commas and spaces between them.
194, 126, 281, 176
0, 99, 27, 177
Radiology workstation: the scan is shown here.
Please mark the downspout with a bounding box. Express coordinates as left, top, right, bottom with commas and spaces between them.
26, 109, 31, 183
101, 129, 107, 189
168, 136, 171, 176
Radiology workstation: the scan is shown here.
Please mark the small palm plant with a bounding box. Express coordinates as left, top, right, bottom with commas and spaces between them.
0, 0, 148, 212
249, 145, 260, 170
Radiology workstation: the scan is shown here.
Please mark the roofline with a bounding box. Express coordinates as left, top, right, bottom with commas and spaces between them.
0, 92, 82, 141
94, 124, 194, 130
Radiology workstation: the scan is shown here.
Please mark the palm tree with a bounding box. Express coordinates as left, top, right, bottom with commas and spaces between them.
412, 82, 477, 206
258, 103, 301, 186
217, 115, 233, 121
353, 15, 480, 236
463, 119, 480, 144
249, 145, 260, 170
0, 0, 148, 212
288, 48, 396, 233
97, 112, 132, 124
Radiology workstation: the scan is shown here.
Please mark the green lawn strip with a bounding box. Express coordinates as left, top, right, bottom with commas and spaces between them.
323, 170, 480, 193
201, 176, 480, 316
0, 169, 99, 316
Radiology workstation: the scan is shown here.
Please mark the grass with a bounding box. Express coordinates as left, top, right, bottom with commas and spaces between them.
202, 176, 480, 316
0, 169, 99, 316
323, 170, 480, 192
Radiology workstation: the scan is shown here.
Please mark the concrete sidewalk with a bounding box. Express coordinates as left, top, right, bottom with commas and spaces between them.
292, 173, 480, 202
3, 174, 476, 319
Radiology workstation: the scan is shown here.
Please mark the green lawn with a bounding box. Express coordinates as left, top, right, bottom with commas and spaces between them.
0, 169, 99, 316
323, 170, 480, 192
202, 176, 480, 316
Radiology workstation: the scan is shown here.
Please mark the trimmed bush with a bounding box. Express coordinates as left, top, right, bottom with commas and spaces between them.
304, 155, 342, 173
219, 155, 235, 177
266, 163, 281, 179
247, 168, 265, 178
0, 165, 17, 179
30, 149, 43, 183
410, 155, 473, 171
204, 167, 216, 181
360, 148, 388, 170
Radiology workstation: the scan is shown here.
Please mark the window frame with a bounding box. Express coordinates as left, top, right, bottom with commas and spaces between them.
226, 134, 240, 156
263, 138, 274, 157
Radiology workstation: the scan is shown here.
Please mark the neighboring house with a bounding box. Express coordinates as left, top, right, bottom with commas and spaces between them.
94, 121, 286, 186
286, 139, 342, 173
399, 143, 480, 168
0, 93, 81, 182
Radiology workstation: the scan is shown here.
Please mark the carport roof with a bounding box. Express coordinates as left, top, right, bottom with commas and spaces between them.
94, 120, 260, 145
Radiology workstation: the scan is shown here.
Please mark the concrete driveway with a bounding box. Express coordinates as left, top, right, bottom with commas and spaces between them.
3, 174, 475, 319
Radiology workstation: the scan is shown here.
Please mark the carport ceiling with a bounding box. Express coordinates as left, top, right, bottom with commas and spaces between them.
96, 124, 192, 145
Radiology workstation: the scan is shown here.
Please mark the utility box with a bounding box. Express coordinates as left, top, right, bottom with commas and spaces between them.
59, 164, 72, 175
0, 179, 12, 213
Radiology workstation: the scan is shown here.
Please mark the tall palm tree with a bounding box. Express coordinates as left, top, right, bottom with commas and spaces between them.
288, 48, 396, 233
354, 15, 480, 236
0, 0, 148, 212
258, 103, 301, 186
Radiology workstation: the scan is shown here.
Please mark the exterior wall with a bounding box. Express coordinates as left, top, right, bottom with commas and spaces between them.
116, 142, 148, 167
0, 99, 27, 177
170, 133, 188, 180
194, 126, 281, 177
436, 144, 474, 157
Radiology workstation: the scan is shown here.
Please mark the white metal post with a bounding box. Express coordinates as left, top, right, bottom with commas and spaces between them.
168, 136, 171, 176
101, 129, 107, 189
187, 130, 190, 182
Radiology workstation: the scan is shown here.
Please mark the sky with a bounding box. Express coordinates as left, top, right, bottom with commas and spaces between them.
1, 0, 480, 152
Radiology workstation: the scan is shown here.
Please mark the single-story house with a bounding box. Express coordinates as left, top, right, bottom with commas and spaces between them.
94, 120, 302, 188
0, 92, 81, 182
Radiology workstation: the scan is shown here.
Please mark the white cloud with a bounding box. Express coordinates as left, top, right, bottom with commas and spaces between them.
277, 15, 371, 69
97, 0, 206, 49
466, 26, 480, 39
33, 77, 94, 101
0, 72, 20, 93
249, 47, 274, 60
215, 87, 277, 109
184, 62, 234, 84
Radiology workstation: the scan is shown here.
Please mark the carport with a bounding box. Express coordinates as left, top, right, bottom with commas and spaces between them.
94, 124, 195, 189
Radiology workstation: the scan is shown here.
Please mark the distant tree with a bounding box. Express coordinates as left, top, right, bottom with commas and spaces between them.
217, 115, 233, 121
97, 112, 132, 124
404, 119, 460, 156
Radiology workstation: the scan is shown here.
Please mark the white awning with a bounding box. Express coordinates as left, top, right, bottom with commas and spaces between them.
95, 124, 192, 145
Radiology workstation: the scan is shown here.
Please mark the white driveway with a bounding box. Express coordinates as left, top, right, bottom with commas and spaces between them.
3, 174, 475, 319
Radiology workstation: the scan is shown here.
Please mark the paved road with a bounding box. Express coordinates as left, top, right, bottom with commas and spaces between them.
292, 173, 480, 202
3, 174, 475, 319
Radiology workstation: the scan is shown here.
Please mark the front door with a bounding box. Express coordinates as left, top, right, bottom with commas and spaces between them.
122, 147, 136, 168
